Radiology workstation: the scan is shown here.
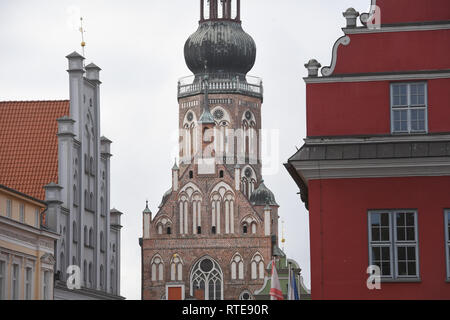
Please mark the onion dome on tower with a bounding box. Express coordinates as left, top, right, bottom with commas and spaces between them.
250, 181, 278, 206
184, 0, 256, 80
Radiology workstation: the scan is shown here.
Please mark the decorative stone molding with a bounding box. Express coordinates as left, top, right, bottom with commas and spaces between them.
360, 0, 377, 24
321, 36, 351, 77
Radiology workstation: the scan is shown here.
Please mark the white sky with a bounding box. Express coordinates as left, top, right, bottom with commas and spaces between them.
0, 0, 371, 300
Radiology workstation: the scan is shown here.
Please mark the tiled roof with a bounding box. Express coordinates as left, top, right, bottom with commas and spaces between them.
0, 100, 70, 200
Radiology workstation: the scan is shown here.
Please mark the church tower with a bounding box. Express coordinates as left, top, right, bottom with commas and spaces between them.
141, 0, 280, 300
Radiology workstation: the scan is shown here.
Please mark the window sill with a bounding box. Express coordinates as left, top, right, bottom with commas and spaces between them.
381, 278, 422, 283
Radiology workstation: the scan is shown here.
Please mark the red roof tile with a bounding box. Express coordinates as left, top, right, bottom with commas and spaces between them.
0, 101, 70, 200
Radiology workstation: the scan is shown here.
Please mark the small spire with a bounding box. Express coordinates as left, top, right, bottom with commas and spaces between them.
198, 62, 215, 125
143, 200, 152, 214
172, 158, 179, 170
79, 17, 87, 60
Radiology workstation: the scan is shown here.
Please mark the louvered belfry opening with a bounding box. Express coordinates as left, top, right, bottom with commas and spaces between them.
200, 0, 240, 22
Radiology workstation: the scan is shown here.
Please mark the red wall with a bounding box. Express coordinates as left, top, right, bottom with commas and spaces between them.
306, 78, 450, 137
429, 78, 450, 133
308, 176, 450, 300
334, 30, 450, 75
377, 0, 450, 24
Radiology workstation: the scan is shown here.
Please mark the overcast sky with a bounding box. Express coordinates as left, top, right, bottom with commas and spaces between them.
0, 0, 371, 300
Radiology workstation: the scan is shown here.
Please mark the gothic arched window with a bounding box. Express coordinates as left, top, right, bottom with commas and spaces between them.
231, 254, 244, 280
88, 262, 93, 285
251, 253, 265, 280
100, 265, 104, 289
170, 254, 183, 281
84, 226, 88, 246
83, 260, 87, 282
190, 257, 223, 300
241, 166, 256, 199
73, 221, 77, 243
151, 255, 164, 282
210, 182, 235, 235
100, 232, 104, 252
89, 228, 94, 247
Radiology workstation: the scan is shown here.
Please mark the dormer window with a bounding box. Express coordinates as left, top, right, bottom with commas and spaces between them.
391, 83, 427, 134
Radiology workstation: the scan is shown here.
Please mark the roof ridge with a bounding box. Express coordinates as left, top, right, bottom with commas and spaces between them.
0, 99, 69, 103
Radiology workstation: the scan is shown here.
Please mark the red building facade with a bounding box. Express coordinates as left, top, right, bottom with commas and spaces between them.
286, 0, 450, 299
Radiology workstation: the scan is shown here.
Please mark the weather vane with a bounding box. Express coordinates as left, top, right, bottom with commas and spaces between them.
79, 17, 86, 59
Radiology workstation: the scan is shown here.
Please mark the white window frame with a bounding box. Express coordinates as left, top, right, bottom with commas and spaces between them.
11, 263, 20, 300
19, 203, 25, 223
42, 270, 51, 300
25, 266, 33, 300
6, 199, 12, 218
390, 82, 428, 134
445, 210, 450, 281
0, 259, 6, 300
368, 210, 420, 281
35, 209, 40, 228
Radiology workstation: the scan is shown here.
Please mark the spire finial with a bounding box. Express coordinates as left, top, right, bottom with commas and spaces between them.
79, 17, 86, 62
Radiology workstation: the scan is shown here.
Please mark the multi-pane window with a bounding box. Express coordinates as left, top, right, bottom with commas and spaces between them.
35, 209, 40, 228
6, 199, 12, 218
43, 271, 50, 300
19, 204, 25, 223
368, 211, 419, 280
0, 261, 5, 300
446, 210, 450, 280
25, 267, 32, 300
391, 83, 427, 134
12, 264, 19, 300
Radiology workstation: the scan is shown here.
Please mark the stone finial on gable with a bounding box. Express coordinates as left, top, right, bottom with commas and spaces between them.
343, 8, 360, 28
304, 59, 322, 77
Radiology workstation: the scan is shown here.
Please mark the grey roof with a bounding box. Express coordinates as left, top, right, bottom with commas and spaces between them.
85, 63, 101, 70
249, 180, 278, 206
272, 245, 286, 258
184, 21, 256, 77
110, 208, 123, 215
198, 108, 215, 124
158, 188, 172, 209
289, 140, 450, 162
66, 51, 84, 59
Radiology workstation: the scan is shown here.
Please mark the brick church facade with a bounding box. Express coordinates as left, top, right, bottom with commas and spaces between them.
140, 0, 281, 300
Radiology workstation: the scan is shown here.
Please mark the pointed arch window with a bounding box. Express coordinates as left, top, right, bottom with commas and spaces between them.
100, 265, 104, 289
84, 226, 88, 246
251, 253, 265, 280
73, 221, 77, 243
89, 228, 94, 247
231, 254, 244, 280
190, 257, 223, 300
151, 255, 164, 282
170, 254, 183, 281
88, 262, 93, 286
